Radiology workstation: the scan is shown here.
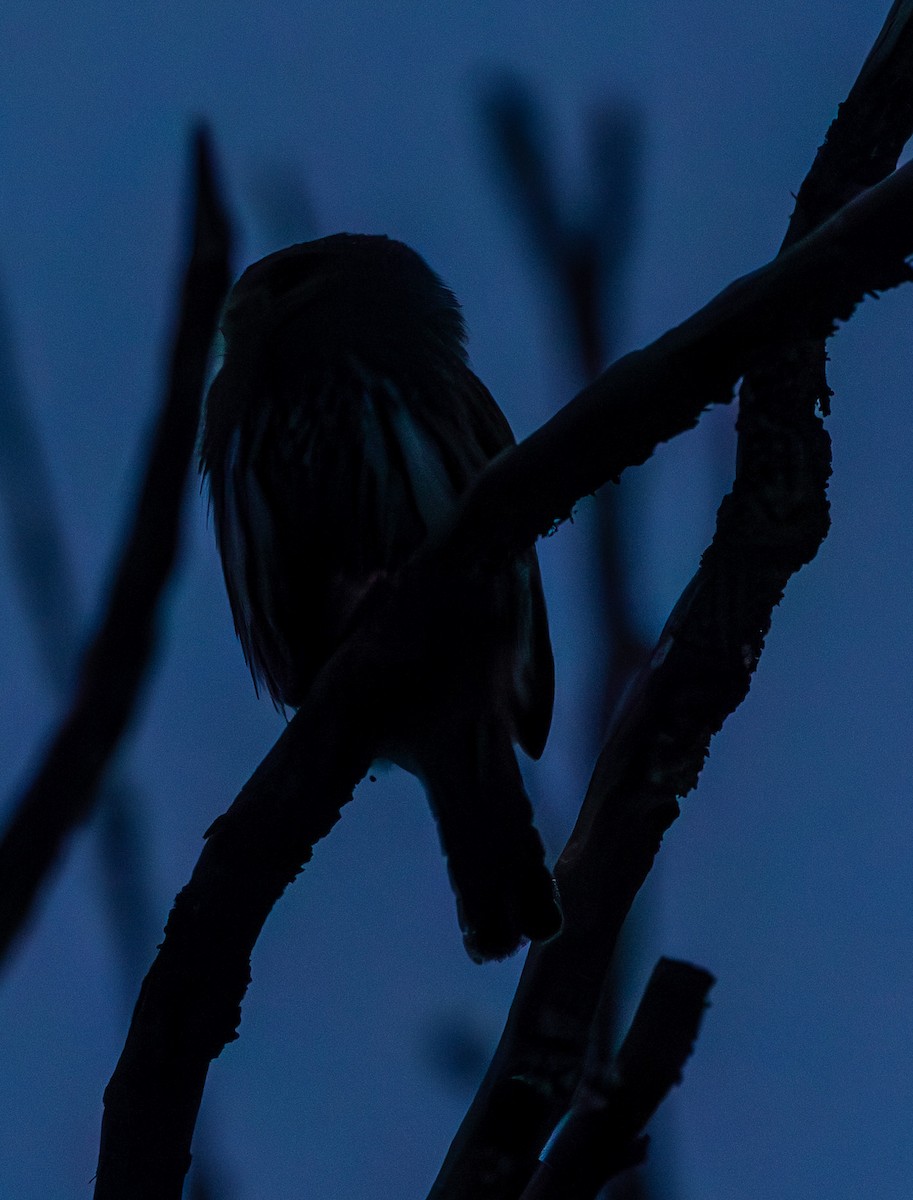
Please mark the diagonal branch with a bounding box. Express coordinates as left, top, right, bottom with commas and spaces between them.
450, 155, 913, 564
0, 126, 233, 970
93, 139, 913, 1195
431, 7, 913, 1196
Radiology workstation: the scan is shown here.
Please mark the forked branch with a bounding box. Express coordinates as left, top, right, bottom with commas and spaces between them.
94, 137, 913, 1196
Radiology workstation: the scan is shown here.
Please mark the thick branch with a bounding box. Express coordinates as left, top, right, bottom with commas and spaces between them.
450, 154, 913, 565
95, 139, 913, 1195
788, 0, 913, 245
0, 127, 232, 968
430, 8, 913, 1197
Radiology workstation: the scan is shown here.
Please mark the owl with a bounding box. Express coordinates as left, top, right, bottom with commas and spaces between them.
200, 234, 560, 960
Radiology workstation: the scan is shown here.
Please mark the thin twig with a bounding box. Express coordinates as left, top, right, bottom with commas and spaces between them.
522, 959, 714, 1200
0, 259, 160, 987
0, 287, 82, 681
0, 126, 233, 968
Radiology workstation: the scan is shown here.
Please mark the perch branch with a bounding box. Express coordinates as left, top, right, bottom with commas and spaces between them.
93, 138, 913, 1196
431, 7, 913, 1196
0, 127, 232, 968
449, 154, 913, 563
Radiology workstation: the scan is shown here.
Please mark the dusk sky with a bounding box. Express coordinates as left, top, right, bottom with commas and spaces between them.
1, 2, 912, 1197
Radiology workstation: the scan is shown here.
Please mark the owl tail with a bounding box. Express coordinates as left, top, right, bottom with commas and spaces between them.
416, 717, 563, 962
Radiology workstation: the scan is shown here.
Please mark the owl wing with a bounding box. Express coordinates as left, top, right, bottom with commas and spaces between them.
409, 365, 554, 759
203, 351, 553, 755
203, 356, 473, 707
202, 366, 326, 707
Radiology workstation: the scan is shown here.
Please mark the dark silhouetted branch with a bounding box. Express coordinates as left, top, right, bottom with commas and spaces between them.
522, 959, 713, 1200
449, 157, 913, 565
786, 0, 913, 252
431, 9, 913, 1197
93, 133, 913, 1194
0, 127, 233, 969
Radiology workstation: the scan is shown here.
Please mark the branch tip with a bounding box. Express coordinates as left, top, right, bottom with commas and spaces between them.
189, 122, 232, 267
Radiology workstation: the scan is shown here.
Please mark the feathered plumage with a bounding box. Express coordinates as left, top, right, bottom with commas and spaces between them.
200, 233, 560, 959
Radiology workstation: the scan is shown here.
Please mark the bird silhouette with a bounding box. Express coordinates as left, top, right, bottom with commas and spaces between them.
200, 233, 561, 960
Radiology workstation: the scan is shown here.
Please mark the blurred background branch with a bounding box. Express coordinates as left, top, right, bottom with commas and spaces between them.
0, 126, 234, 1197
91, 142, 913, 1195
478, 75, 657, 1199
479, 75, 651, 805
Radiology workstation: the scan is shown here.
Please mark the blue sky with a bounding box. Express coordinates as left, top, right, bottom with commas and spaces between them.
0, 2, 911, 1197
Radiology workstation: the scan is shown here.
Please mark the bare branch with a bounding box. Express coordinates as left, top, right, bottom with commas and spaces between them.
481, 79, 641, 379
92, 132, 913, 1194
430, 7, 913, 1197
521, 959, 714, 1200
450, 155, 913, 565
787, 0, 913, 247
0, 126, 233, 969
479, 78, 566, 278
